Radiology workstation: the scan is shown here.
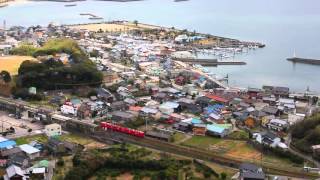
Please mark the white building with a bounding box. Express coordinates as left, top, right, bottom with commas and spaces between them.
44, 123, 62, 137
19, 144, 40, 160
60, 102, 78, 116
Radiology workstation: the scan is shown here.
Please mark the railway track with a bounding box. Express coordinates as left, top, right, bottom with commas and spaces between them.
93, 130, 319, 179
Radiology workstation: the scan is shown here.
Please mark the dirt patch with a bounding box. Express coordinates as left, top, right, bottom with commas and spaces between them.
225, 143, 261, 161
84, 142, 108, 149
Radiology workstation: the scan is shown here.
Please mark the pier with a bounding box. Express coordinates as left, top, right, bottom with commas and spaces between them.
287, 57, 320, 66
173, 58, 246, 66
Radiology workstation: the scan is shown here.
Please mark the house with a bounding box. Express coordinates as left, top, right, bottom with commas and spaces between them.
159, 102, 181, 115
267, 119, 288, 132
3, 165, 28, 180
9, 154, 29, 168
124, 98, 137, 106
253, 131, 281, 148
175, 76, 186, 86
262, 97, 277, 106
47, 138, 79, 155
140, 107, 159, 117
0, 159, 7, 167
178, 101, 202, 114
111, 101, 129, 111
247, 88, 262, 99
311, 145, 320, 156
60, 102, 78, 116
288, 113, 305, 125
206, 124, 231, 138
205, 93, 229, 104
19, 144, 40, 160
96, 88, 114, 103
192, 124, 207, 136
173, 122, 190, 132
145, 131, 171, 142
273, 86, 290, 97
30, 168, 46, 180
1, 147, 23, 158
196, 96, 212, 108
44, 123, 62, 137
111, 111, 135, 122
239, 163, 265, 180
261, 106, 279, 116
152, 92, 169, 102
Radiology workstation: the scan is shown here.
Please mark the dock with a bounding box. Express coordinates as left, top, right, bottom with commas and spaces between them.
287, 57, 320, 65
173, 58, 246, 66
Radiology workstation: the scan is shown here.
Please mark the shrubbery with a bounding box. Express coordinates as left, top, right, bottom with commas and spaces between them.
291, 113, 320, 154
13, 39, 103, 90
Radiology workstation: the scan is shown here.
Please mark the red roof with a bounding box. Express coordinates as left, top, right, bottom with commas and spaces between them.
205, 94, 228, 103
129, 106, 143, 112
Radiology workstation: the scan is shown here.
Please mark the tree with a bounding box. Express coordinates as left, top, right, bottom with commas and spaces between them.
0, 70, 11, 83
220, 172, 227, 180
133, 20, 138, 26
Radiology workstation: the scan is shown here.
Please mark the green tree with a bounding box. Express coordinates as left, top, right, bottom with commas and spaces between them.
0, 70, 11, 83
133, 20, 138, 26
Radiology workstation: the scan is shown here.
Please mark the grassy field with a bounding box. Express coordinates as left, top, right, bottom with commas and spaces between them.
181, 136, 222, 150
0, 56, 36, 75
172, 132, 187, 143
59, 133, 97, 146
227, 130, 249, 140
181, 135, 303, 168
15, 134, 48, 145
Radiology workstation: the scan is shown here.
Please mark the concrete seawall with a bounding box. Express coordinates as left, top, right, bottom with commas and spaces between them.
173, 58, 246, 66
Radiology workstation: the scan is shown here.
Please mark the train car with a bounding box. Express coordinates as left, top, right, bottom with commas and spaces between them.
100, 122, 145, 138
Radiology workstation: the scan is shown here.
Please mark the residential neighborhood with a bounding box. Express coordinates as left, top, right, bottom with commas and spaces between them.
0, 21, 319, 179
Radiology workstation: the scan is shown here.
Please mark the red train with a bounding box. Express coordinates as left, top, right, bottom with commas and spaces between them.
100, 122, 145, 138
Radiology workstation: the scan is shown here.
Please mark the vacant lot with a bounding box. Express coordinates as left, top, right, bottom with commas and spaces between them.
0, 56, 36, 75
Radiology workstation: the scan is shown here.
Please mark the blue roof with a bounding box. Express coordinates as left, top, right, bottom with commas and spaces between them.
191, 118, 202, 124
206, 124, 226, 134
0, 140, 16, 149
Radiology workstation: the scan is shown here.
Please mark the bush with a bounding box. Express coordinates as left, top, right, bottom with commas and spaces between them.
57, 158, 65, 167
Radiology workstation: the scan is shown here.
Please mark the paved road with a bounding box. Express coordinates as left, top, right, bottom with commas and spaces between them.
287, 133, 320, 168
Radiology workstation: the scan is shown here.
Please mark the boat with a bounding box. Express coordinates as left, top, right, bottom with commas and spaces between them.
64, 4, 77, 7
89, 17, 104, 20
287, 50, 320, 65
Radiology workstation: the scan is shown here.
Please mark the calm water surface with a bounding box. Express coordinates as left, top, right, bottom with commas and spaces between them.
1, 0, 320, 92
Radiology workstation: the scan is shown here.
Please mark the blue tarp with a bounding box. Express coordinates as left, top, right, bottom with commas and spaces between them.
0, 140, 16, 149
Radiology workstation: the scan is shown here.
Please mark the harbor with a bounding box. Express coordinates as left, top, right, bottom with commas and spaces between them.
173, 58, 246, 66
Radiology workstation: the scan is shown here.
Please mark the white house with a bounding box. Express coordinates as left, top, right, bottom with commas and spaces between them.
60, 102, 78, 116
44, 123, 62, 137
19, 144, 40, 160
253, 132, 281, 148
